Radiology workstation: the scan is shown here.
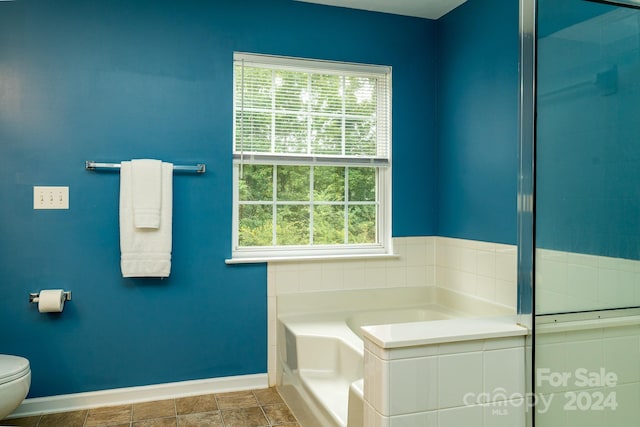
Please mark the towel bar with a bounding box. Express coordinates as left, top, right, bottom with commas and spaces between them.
85, 161, 206, 174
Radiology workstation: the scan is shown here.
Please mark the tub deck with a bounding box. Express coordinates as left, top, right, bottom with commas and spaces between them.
276, 287, 514, 427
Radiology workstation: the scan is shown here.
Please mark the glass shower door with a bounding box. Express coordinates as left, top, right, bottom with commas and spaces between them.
535, 0, 640, 425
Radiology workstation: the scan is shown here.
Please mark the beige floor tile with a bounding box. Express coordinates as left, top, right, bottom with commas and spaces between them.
38, 410, 87, 427
177, 411, 224, 427
132, 417, 177, 427
253, 388, 284, 405
215, 390, 258, 410
85, 404, 132, 427
220, 407, 269, 427
262, 403, 297, 425
175, 394, 218, 415
133, 399, 176, 421
1, 388, 299, 427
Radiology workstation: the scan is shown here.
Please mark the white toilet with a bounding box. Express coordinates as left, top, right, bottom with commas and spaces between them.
0, 355, 31, 420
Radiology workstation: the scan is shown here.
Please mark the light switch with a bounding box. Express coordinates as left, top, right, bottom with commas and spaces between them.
33, 186, 69, 210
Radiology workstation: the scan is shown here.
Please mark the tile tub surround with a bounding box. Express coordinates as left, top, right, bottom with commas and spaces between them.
362, 318, 528, 427
536, 248, 640, 314
535, 316, 640, 427
276, 288, 518, 427
435, 237, 518, 310
3, 388, 299, 427
268, 236, 518, 385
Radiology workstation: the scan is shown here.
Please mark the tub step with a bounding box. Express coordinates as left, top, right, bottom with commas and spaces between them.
300, 371, 351, 427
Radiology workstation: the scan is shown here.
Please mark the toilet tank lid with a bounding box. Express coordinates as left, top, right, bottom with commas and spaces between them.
0, 355, 30, 384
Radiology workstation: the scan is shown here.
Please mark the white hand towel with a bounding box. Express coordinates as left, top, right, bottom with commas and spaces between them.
131, 159, 162, 229
120, 161, 173, 278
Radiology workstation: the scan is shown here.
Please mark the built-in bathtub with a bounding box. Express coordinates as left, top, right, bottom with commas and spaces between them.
275, 287, 516, 427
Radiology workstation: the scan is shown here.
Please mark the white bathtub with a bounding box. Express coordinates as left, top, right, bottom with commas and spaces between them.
276, 287, 513, 427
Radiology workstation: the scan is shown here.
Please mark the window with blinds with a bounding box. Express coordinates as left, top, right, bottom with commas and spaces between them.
231, 53, 392, 261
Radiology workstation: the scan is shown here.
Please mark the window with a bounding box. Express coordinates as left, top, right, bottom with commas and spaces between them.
231, 53, 392, 261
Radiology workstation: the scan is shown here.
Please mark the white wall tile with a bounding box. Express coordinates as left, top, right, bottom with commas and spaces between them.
495, 250, 517, 283
386, 266, 408, 288
405, 238, 430, 267
635, 273, 640, 306
438, 404, 484, 427
438, 352, 483, 409
566, 251, 597, 267
438, 340, 485, 355
435, 237, 448, 268
447, 268, 477, 295
426, 265, 436, 284
564, 340, 604, 392
602, 335, 640, 384
435, 237, 517, 310
390, 411, 438, 427
495, 279, 517, 308
364, 401, 390, 427
484, 348, 526, 401
604, 383, 640, 426
273, 266, 301, 294
364, 348, 390, 415
455, 246, 477, 273
298, 265, 324, 292
388, 357, 438, 415
566, 263, 598, 311
534, 343, 569, 394
269, 236, 520, 407
564, 402, 604, 427
536, 248, 640, 313
484, 400, 525, 427
535, 289, 568, 315
320, 265, 345, 290
534, 393, 566, 427
343, 261, 367, 289
484, 336, 525, 351
406, 266, 429, 287
477, 249, 496, 278
426, 237, 436, 267
364, 265, 388, 289
537, 248, 567, 262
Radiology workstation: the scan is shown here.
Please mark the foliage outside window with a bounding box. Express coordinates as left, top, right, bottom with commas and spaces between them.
232, 53, 391, 261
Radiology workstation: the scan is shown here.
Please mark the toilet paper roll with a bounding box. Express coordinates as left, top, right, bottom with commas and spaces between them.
38, 289, 65, 313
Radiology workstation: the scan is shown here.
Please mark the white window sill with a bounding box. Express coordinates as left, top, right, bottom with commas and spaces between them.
225, 252, 400, 264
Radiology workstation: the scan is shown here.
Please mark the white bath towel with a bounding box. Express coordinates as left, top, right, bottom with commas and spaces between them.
120, 161, 173, 277
131, 159, 162, 229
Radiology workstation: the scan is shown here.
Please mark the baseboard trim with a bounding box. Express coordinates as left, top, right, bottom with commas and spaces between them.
9, 373, 268, 418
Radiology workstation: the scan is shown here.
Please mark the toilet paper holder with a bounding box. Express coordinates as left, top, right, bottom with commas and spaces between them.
29, 291, 72, 304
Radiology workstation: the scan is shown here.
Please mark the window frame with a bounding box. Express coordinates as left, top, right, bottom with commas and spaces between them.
229, 53, 393, 263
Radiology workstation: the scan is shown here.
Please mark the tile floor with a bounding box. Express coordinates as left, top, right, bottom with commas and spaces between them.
2, 388, 300, 427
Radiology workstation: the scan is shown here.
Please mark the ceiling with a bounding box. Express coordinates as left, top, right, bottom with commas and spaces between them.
294, 0, 468, 20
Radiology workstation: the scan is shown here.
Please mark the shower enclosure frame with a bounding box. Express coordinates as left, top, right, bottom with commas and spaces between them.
519, 1, 640, 425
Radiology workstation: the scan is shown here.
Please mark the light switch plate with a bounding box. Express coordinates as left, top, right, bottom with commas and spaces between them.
34, 186, 69, 210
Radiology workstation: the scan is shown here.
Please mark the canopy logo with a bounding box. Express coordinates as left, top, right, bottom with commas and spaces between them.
463, 368, 619, 417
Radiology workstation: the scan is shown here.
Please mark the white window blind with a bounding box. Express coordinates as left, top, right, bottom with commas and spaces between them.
230, 53, 392, 262
233, 53, 391, 167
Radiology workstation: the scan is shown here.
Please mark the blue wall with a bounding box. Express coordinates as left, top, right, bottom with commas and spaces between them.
536, 0, 640, 260
435, 0, 519, 245
0, 0, 437, 397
